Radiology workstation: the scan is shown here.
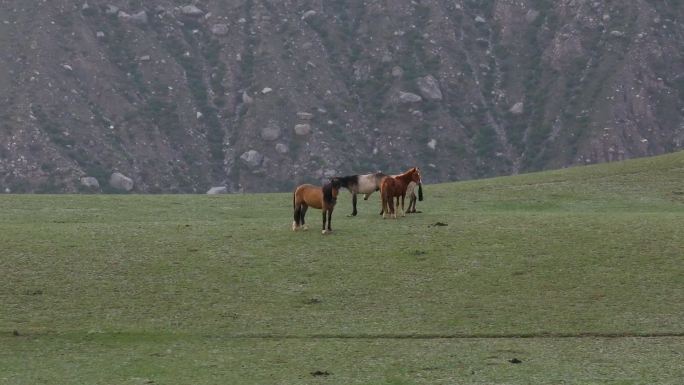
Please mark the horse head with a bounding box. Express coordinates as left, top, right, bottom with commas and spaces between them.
409, 167, 422, 184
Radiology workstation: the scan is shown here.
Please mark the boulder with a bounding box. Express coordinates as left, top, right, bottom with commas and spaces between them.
301, 10, 317, 21
397, 91, 423, 104
525, 9, 540, 23
509, 102, 524, 115
416, 75, 443, 101
80, 176, 100, 189
105, 5, 119, 15
211, 23, 229, 36
242, 91, 253, 104
206, 186, 228, 194
181, 5, 204, 16
297, 112, 313, 120
260, 121, 281, 141
109, 172, 134, 191
119, 10, 148, 25
294, 124, 311, 136
391, 66, 404, 77
240, 150, 263, 168
275, 143, 289, 154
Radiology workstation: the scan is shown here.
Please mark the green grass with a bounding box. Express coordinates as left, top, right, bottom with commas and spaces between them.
2, 152, 684, 384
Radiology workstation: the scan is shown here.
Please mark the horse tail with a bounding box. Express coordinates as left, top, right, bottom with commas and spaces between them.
418, 182, 423, 201
379, 179, 386, 214
322, 182, 335, 207
380, 177, 391, 215
293, 190, 300, 224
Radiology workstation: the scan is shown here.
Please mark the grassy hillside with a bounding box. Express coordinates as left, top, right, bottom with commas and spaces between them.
1, 152, 684, 384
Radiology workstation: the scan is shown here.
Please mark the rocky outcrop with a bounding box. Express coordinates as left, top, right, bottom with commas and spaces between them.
1, 0, 682, 193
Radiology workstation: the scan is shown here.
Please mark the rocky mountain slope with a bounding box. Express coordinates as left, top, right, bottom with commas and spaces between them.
1, 0, 683, 193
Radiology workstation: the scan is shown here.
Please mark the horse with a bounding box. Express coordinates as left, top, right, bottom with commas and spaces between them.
292, 178, 341, 234
404, 180, 424, 214
383, 177, 424, 215
334, 172, 387, 216
380, 167, 422, 218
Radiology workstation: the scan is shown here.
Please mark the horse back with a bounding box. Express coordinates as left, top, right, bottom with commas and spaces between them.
380, 176, 397, 196
295, 184, 324, 209
358, 173, 384, 194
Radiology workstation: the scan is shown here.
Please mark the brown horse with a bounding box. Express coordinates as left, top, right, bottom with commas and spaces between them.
292, 178, 341, 234
380, 167, 422, 218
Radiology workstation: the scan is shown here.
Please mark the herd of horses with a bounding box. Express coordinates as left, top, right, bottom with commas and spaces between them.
292, 167, 423, 234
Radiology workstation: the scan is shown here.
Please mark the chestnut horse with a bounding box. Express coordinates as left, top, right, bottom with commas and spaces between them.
380, 167, 422, 218
292, 178, 341, 234
334, 172, 387, 216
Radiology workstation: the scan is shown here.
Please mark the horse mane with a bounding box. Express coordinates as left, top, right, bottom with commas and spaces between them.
322, 179, 340, 205
394, 168, 417, 184
335, 175, 358, 190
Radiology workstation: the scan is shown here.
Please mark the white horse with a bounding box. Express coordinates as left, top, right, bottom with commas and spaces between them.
334, 172, 387, 216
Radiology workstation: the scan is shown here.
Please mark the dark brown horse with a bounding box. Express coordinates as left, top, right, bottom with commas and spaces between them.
292, 178, 341, 234
380, 167, 422, 218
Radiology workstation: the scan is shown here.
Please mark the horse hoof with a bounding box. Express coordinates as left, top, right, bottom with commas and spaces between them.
321, 229, 327, 234
292, 222, 298, 231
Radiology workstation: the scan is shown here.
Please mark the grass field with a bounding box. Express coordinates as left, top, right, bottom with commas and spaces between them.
1, 152, 684, 384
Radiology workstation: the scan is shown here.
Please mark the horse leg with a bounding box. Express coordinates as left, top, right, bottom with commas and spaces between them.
388, 193, 396, 219
321, 209, 328, 234
351, 193, 358, 216
293, 202, 301, 231
327, 207, 333, 232
300, 205, 309, 230
401, 194, 406, 216
408, 194, 416, 213
381, 192, 388, 218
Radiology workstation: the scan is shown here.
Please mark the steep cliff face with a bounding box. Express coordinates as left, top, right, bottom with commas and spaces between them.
1, 0, 683, 193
